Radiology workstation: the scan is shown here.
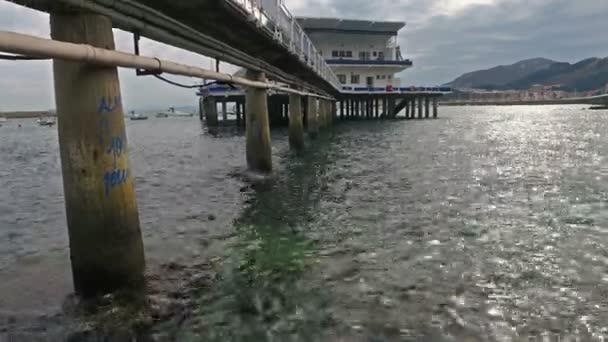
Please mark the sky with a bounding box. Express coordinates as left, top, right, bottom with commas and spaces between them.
0, 0, 607, 111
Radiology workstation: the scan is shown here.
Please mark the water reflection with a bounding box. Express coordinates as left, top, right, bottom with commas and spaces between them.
194, 133, 339, 341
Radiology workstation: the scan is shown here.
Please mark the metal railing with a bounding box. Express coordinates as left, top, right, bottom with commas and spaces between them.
227, 0, 341, 91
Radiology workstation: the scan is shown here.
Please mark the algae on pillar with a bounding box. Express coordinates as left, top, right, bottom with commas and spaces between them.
245, 70, 272, 171
433, 97, 439, 118
51, 12, 145, 297
288, 93, 304, 150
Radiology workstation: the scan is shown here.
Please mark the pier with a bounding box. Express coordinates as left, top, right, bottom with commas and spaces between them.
0, 0, 450, 297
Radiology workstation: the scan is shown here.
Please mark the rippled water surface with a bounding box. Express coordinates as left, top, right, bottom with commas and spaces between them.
2, 105, 608, 341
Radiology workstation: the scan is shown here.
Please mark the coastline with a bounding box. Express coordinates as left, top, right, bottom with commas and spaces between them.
0, 111, 54, 119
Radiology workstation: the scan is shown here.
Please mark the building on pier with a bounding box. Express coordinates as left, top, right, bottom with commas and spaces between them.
198, 15, 451, 123
295, 17, 412, 91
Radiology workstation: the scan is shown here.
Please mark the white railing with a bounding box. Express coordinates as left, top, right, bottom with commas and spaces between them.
227, 0, 341, 90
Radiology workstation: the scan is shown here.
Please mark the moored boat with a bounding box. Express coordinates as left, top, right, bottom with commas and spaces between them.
129, 111, 149, 120
37, 117, 56, 126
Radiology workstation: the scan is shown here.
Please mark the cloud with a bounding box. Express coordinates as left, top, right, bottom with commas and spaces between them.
0, 0, 607, 110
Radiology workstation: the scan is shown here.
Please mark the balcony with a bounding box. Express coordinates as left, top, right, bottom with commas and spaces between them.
326, 58, 413, 66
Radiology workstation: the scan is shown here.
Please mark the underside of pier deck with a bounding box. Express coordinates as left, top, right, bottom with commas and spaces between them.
12, 0, 338, 95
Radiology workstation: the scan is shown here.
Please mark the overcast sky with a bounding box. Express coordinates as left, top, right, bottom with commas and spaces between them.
0, 0, 607, 111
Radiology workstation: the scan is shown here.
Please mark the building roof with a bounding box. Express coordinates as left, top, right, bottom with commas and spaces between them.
296, 17, 406, 34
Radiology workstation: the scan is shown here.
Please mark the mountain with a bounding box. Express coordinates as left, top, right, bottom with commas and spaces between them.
504, 57, 608, 92
446, 58, 556, 89
446, 57, 608, 92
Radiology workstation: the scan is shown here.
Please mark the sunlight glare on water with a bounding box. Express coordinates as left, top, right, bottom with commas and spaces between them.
1, 105, 608, 341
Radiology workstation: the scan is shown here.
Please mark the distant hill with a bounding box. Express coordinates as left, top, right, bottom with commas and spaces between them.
446, 57, 608, 92
446, 58, 556, 89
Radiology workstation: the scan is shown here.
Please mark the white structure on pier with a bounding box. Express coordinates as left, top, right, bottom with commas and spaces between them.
296, 17, 412, 91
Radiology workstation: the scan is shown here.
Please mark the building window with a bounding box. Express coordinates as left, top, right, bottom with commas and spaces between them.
346, 51, 353, 58
382, 75, 386, 79
376, 75, 380, 80
351, 74, 360, 84
338, 74, 347, 84
388, 75, 392, 79
359, 51, 370, 60
332, 50, 339, 57
373, 51, 377, 57
339, 51, 345, 57
378, 51, 385, 60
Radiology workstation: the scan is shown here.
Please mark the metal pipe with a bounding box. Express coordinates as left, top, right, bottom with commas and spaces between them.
0, 30, 334, 100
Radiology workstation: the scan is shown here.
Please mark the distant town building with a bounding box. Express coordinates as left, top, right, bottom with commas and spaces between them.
296, 17, 413, 90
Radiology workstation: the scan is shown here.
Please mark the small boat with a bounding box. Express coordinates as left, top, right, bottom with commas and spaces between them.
155, 112, 169, 118
0, 117, 7, 123
589, 105, 608, 110
37, 117, 56, 126
129, 111, 149, 121
166, 107, 194, 117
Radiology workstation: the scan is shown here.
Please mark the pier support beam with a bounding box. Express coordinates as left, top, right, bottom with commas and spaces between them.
405, 100, 410, 119
433, 97, 438, 118
288, 92, 304, 150
236, 100, 242, 127
306, 96, 318, 137
388, 98, 396, 118
221, 100, 228, 122
317, 100, 325, 129
340, 100, 345, 120
418, 97, 423, 119
203, 97, 218, 127
51, 12, 145, 297
382, 97, 388, 117
374, 98, 379, 118
425, 97, 430, 119
245, 70, 272, 172
346, 98, 351, 119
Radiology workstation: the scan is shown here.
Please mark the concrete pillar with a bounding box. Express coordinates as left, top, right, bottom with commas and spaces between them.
222, 100, 228, 121
425, 97, 430, 119
345, 98, 350, 119
388, 97, 396, 118
203, 96, 218, 127
325, 100, 330, 126
245, 70, 272, 172
340, 100, 345, 120
199, 97, 204, 121
51, 12, 145, 297
236, 100, 242, 127
382, 97, 388, 118
405, 100, 410, 119
288, 93, 304, 150
374, 98, 379, 118
306, 96, 318, 137
433, 97, 438, 118
418, 97, 423, 119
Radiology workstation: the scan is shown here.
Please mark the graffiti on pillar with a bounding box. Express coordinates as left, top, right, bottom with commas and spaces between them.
103, 168, 130, 196
97, 96, 122, 113
97, 96, 122, 145
97, 96, 129, 195
106, 136, 126, 168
